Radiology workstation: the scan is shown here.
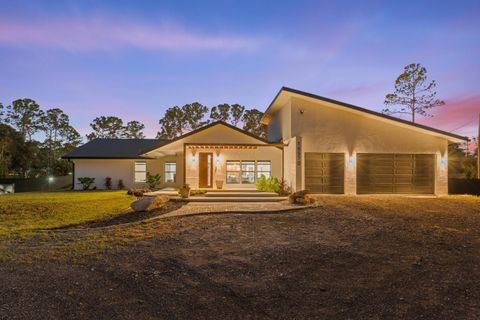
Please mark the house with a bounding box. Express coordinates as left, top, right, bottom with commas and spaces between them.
64, 87, 467, 195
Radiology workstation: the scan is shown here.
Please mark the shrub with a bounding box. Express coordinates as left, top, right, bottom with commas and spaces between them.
146, 172, 162, 190
77, 177, 95, 190
255, 175, 280, 193
288, 190, 314, 205
190, 189, 207, 196
105, 177, 112, 190
278, 178, 292, 196
117, 179, 125, 190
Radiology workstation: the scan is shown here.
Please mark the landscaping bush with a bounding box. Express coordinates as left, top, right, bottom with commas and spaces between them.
255, 175, 280, 193
77, 177, 95, 190
146, 172, 162, 190
117, 179, 125, 190
278, 178, 292, 196
190, 189, 207, 196
105, 177, 112, 190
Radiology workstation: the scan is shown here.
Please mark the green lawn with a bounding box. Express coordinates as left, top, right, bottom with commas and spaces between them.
0, 191, 135, 236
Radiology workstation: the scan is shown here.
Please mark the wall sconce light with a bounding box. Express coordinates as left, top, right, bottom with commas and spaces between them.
440, 156, 447, 166
348, 155, 355, 166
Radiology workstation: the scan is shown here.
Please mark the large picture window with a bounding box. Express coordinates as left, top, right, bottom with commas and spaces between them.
226, 161, 241, 184
256, 161, 271, 179
134, 161, 147, 183
165, 162, 176, 183
241, 161, 255, 184
226, 160, 272, 184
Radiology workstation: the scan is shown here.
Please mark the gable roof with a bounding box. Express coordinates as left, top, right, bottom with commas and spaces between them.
139, 121, 270, 154
262, 86, 468, 142
63, 138, 169, 159
63, 122, 269, 159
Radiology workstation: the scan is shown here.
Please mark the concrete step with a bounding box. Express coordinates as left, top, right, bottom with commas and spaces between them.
187, 196, 288, 203
205, 192, 279, 197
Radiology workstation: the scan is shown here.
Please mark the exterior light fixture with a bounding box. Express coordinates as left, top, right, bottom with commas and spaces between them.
440, 156, 447, 166
48, 176, 54, 183
348, 155, 355, 165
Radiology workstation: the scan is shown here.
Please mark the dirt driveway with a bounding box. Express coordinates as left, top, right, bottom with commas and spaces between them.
1, 196, 479, 319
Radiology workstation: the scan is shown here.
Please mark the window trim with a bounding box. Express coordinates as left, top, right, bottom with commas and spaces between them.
225, 160, 271, 184
164, 161, 177, 183
226, 160, 241, 184
134, 161, 147, 183
256, 160, 271, 179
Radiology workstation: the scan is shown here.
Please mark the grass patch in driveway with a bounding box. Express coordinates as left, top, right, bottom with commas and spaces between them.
0, 190, 135, 237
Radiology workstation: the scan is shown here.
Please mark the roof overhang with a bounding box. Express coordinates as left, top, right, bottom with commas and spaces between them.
261, 87, 468, 144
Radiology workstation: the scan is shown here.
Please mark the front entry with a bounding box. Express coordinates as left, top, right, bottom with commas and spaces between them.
198, 152, 213, 188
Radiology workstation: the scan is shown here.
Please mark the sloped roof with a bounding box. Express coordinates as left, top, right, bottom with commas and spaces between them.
63, 138, 170, 159
262, 86, 468, 142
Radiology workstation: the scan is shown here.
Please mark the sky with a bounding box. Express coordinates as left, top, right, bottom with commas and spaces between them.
0, 0, 479, 143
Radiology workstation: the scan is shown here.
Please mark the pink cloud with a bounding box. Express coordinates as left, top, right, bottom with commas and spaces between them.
419, 94, 480, 139
0, 16, 261, 51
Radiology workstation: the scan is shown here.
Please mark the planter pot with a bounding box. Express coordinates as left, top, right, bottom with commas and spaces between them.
216, 180, 224, 189
179, 188, 190, 198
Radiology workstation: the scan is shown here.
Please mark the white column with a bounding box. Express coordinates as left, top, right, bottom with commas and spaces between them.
344, 153, 357, 195
435, 153, 448, 196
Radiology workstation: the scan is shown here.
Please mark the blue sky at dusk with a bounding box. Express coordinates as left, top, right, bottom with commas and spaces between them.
0, 0, 479, 140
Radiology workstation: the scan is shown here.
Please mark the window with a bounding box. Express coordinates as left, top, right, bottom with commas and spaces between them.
226, 161, 241, 184
257, 161, 271, 179
241, 161, 255, 184
134, 161, 146, 183
164, 162, 176, 183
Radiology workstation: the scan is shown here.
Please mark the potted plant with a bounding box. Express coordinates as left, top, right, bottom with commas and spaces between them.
216, 180, 224, 189
179, 184, 191, 198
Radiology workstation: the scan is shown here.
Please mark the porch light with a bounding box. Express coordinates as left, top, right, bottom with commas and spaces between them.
348, 155, 356, 166
440, 155, 447, 166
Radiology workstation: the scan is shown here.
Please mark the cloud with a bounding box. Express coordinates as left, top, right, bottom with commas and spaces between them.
419, 94, 480, 138
0, 16, 261, 52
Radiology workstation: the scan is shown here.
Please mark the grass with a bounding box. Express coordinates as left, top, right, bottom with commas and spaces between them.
0, 190, 135, 237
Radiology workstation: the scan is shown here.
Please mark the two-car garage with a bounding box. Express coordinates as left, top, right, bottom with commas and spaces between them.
304, 152, 435, 195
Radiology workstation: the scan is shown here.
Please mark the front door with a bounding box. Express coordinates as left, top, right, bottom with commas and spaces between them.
198, 153, 213, 188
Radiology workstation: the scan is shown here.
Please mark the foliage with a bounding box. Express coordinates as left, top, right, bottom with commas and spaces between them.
190, 189, 207, 196
105, 177, 112, 190
117, 179, 125, 190
255, 175, 280, 193
449, 142, 478, 179
127, 188, 150, 197
0, 191, 135, 236
182, 102, 209, 130
5, 99, 44, 140
123, 120, 145, 138
277, 178, 292, 196
157, 106, 185, 139
288, 190, 314, 205
210, 103, 231, 122
78, 177, 95, 190
230, 104, 245, 126
383, 63, 445, 123
0, 124, 24, 177
86, 116, 124, 140
242, 109, 267, 138
145, 172, 161, 189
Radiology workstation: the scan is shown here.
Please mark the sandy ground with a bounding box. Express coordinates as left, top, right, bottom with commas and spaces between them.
0, 196, 479, 319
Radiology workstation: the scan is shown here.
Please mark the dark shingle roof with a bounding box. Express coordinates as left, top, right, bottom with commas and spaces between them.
63, 139, 170, 159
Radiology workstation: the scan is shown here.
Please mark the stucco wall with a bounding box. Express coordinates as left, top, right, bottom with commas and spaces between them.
73, 156, 183, 190
185, 147, 282, 189
272, 96, 450, 195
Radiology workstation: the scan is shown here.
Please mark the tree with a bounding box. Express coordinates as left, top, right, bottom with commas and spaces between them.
87, 116, 124, 140
230, 104, 245, 126
156, 106, 185, 139
5, 98, 44, 140
242, 109, 267, 139
182, 102, 209, 130
0, 124, 23, 176
210, 103, 231, 123
383, 63, 445, 123
41, 108, 70, 173
123, 120, 145, 139
0, 102, 4, 123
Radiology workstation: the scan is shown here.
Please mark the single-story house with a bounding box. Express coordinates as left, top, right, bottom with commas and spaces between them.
64, 87, 467, 195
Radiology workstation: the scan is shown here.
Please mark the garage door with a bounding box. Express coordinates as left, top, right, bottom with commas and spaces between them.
305, 153, 344, 194
357, 154, 434, 194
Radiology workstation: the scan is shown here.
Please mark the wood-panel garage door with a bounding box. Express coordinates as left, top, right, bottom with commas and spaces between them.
305, 153, 344, 194
357, 154, 434, 194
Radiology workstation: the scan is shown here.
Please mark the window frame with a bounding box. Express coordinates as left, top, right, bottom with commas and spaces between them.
134, 161, 147, 183
164, 162, 177, 183
226, 160, 241, 184
256, 160, 271, 179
